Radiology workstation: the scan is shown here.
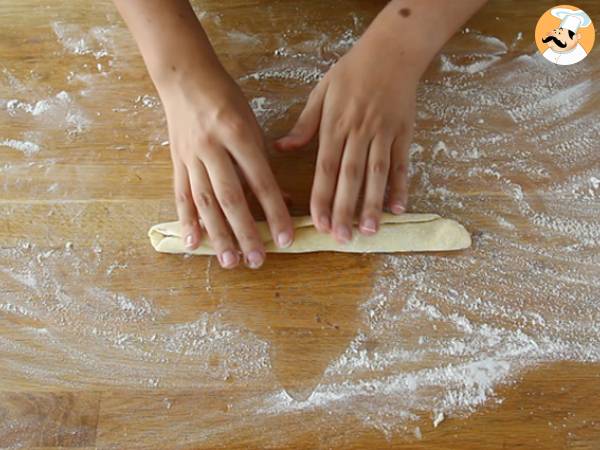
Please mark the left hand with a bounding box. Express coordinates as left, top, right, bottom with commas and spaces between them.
275, 32, 421, 244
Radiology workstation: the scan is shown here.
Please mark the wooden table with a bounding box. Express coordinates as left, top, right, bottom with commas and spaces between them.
1, 0, 599, 448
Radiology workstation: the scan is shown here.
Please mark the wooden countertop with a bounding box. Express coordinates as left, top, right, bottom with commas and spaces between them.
1, 0, 599, 448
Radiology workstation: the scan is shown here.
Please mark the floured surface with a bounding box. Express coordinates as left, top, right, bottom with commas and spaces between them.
1, 0, 600, 448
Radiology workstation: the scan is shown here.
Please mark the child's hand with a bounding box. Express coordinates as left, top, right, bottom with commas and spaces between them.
276, 34, 420, 244
115, 0, 485, 254
276, 0, 487, 244
162, 68, 294, 269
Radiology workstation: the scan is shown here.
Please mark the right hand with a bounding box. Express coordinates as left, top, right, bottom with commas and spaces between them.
160, 67, 294, 269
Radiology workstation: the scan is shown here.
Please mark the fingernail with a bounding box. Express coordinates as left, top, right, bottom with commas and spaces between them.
391, 202, 406, 214
245, 250, 264, 269
220, 250, 238, 268
277, 231, 292, 248
319, 215, 331, 232
336, 225, 352, 244
185, 234, 195, 249
361, 218, 377, 234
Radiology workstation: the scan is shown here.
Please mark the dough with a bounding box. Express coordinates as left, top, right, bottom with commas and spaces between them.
148, 213, 471, 255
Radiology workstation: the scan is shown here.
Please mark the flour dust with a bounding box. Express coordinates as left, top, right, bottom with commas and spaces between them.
1, 5, 599, 445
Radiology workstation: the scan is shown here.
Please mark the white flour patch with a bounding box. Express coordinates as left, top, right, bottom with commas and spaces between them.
240, 28, 360, 86
51, 22, 117, 60
440, 32, 508, 74
3, 90, 90, 135
0, 239, 271, 389
242, 66, 324, 84
250, 96, 295, 129
227, 30, 262, 45
497, 216, 516, 230
135, 94, 161, 110
440, 54, 502, 74
5, 91, 70, 117
1, 68, 27, 92
0, 139, 41, 156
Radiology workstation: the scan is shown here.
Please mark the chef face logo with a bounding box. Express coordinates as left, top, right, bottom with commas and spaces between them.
535, 5, 595, 66
542, 27, 579, 51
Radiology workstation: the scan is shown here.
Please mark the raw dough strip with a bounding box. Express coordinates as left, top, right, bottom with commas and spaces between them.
148, 213, 471, 255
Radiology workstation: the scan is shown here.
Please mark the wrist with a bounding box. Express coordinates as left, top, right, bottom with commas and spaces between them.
360, 0, 487, 80
156, 62, 239, 117
357, 26, 433, 82
148, 46, 223, 92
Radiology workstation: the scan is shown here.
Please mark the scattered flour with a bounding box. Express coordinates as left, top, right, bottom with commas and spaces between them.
497, 216, 516, 230
51, 22, 117, 60
440, 54, 502, 74
1, 9, 599, 446
135, 94, 161, 109
0, 241, 271, 388
240, 28, 359, 85
5, 91, 70, 116
227, 30, 262, 45
221, 31, 599, 439
2, 90, 90, 135
250, 96, 294, 128
242, 66, 324, 84
0, 139, 41, 156
432, 411, 445, 428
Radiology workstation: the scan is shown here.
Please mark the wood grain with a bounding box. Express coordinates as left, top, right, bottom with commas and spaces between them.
1, 0, 599, 448
0, 392, 100, 448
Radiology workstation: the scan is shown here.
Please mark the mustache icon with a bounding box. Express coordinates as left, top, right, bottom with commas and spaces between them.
542, 35, 568, 48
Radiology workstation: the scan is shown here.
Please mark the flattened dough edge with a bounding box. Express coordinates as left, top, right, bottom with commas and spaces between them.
148, 213, 471, 255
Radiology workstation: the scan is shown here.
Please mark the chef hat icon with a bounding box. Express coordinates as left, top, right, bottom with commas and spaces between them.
551, 7, 592, 33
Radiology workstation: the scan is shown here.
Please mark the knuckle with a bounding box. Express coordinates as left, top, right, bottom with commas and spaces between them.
195, 133, 218, 150
195, 191, 216, 210
175, 189, 193, 205
317, 158, 338, 177
221, 115, 246, 139
348, 120, 372, 138
333, 114, 352, 133
392, 161, 407, 174
310, 197, 329, 214
180, 219, 198, 229
352, 117, 373, 135
397, 120, 408, 136
371, 121, 390, 136
341, 105, 370, 133
370, 159, 390, 175
342, 162, 361, 179
352, 125, 370, 140
218, 187, 244, 211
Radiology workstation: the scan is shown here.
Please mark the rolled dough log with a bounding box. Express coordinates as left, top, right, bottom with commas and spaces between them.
148, 213, 471, 255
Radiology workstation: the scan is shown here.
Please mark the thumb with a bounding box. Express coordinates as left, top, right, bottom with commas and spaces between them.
276, 83, 326, 151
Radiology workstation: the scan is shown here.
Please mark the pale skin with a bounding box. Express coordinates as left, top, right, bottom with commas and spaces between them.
114, 0, 487, 269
